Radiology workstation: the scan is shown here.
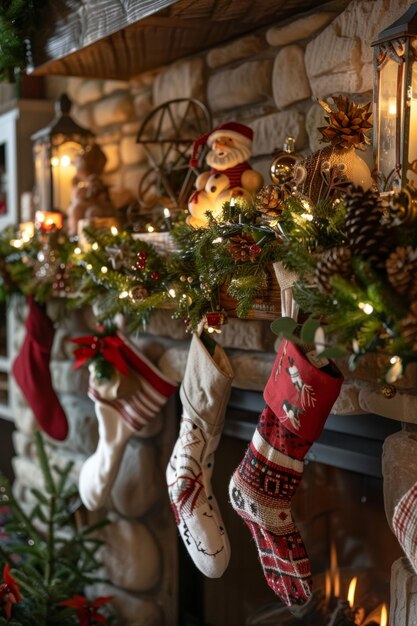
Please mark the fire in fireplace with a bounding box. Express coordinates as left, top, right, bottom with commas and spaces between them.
178, 389, 402, 626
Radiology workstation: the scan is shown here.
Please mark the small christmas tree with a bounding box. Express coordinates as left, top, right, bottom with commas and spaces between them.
0, 432, 114, 625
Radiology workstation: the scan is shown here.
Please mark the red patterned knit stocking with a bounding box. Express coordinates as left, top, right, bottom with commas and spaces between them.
229, 340, 343, 606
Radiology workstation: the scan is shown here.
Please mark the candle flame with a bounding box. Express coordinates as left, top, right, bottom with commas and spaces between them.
330, 542, 340, 597
347, 576, 357, 608
388, 98, 397, 116
380, 604, 388, 626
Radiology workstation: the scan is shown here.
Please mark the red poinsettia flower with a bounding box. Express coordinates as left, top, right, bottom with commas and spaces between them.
59, 594, 113, 626
0, 564, 23, 619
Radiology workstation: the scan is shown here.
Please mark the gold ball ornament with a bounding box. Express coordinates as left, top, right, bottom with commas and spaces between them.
270, 136, 300, 185
380, 383, 397, 399
389, 185, 417, 226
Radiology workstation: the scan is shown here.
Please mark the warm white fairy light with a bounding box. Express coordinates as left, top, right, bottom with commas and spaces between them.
110, 226, 118, 235
100, 266, 108, 274
91, 242, 99, 250
390, 355, 400, 365
147, 225, 155, 233
212, 237, 223, 244
301, 212, 314, 221
10, 239, 23, 248
358, 301, 374, 315
119, 290, 129, 299
168, 288, 176, 298
86, 264, 93, 271
163, 208, 171, 218
74, 247, 82, 255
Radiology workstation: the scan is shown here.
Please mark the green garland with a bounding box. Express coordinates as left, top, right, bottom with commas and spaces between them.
4, 183, 417, 382
271, 186, 417, 381
0, 201, 283, 332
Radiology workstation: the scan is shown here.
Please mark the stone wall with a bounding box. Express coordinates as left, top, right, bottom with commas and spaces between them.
10, 0, 417, 625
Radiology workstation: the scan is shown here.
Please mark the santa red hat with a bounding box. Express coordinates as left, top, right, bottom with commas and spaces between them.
189, 122, 254, 168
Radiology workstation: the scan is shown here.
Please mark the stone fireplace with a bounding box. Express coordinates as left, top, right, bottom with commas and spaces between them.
6, 0, 417, 624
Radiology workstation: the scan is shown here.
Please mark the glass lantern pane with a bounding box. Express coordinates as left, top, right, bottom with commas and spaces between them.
33, 141, 51, 212
51, 141, 81, 213
408, 62, 417, 171
378, 57, 402, 187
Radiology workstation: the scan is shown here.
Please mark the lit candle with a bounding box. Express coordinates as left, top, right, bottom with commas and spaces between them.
35, 210, 63, 231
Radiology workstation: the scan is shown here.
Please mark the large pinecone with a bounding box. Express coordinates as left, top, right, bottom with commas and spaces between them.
318, 95, 372, 150
400, 301, 417, 350
315, 247, 352, 293
344, 185, 393, 269
386, 246, 417, 298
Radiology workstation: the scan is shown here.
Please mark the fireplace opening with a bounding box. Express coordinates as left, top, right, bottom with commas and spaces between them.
178, 390, 403, 626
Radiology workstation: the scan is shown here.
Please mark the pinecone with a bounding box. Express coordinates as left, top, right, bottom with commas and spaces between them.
400, 301, 417, 350
227, 232, 261, 263
386, 246, 417, 298
344, 185, 393, 268
315, 247, 352, 293
318, 95, 372, 150
255, 184, 285, 216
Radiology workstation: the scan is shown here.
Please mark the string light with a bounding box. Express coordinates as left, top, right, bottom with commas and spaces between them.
358, 301, 374, 315
74, 247, 82, 255
212, 237, 223, 244
119, 290, 129, 299
86, 264, 93, 271
100, 266, 108, 274
147, 225, 155, 233
110, 226, 118, 236
91, 242, 99, 250
168, 288, 176, 298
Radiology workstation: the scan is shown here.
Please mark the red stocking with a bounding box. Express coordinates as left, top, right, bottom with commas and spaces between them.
12, 296, 68, 441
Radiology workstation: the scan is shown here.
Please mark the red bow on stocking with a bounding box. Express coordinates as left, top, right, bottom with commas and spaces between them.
69, 333, 129, 375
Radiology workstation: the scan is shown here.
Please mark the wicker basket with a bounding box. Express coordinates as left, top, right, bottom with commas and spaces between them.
132, 231, 178, 256
218, 264, 281, 321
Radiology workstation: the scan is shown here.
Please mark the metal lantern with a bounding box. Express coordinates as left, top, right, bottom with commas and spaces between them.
372, 3, 417, 191
31, 93, 95, 214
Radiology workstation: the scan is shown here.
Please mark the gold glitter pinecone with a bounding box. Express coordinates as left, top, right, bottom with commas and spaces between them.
255, 184, 285, 216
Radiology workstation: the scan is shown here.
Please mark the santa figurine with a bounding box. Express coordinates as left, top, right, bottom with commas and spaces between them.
187, 122, 263, 227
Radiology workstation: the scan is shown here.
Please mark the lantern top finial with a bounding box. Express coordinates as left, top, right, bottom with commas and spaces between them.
373, 2, 417, 45
31, 93, 94, 146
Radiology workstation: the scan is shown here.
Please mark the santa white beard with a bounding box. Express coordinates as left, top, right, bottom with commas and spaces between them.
206, 144, 251, 170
